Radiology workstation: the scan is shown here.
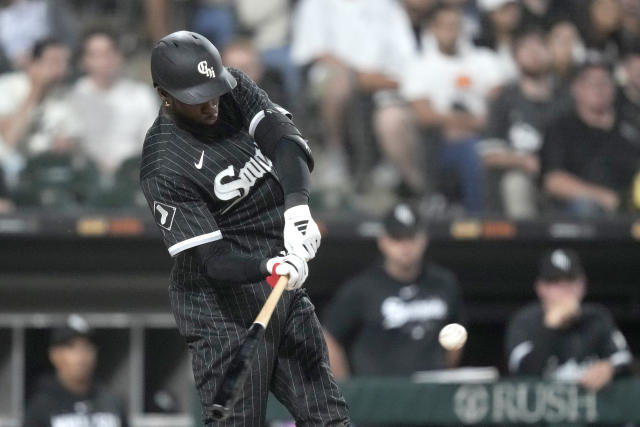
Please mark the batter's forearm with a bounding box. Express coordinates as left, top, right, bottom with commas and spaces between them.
194, 241, 269, 283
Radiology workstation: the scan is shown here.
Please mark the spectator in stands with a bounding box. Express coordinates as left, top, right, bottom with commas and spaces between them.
67, 29, 157, 182
619, 0, 640, 50
505, 248, 632, 391
481, 27, 572, 218
474, 0, 522, 81
24, 314, 128, 427
0, 0, 78, 69
291, 0, 417, 190
189, 0, 235, 50
323, 202, 465, 379
0, 37, 72, 189
520, 0, 576, 31
576, 0, 624, 63
442, 0, 480, 40
616, 45, 640, 146
143, 0, 172, 43
401, 4, 505, 214
547, 20, 586, 88
541, 60, 640, 216
368, 0, 436, 199
222, 39, 287, 107
403, 0, 438, 45
234, 0, 300, 102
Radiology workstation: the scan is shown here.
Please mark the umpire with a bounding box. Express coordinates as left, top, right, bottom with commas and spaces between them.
140, 31, 350, 426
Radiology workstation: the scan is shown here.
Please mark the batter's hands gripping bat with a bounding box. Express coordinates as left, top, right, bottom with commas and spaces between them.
210, 275, 289, 421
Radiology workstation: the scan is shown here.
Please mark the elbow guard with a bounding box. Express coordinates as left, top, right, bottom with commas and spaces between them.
249, 108, 314, 171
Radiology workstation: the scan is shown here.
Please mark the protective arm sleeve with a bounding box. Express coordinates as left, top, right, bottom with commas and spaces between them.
193, 240, 269, 283
276, 140, 311, 208
251, 108, 313, 208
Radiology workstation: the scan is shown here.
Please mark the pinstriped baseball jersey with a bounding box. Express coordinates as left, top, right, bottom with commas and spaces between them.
140, 68, 285, 285
140, 66, 351, 426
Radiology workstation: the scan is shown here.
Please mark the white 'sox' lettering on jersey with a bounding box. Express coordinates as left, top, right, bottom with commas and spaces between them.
214, 147, 273, 203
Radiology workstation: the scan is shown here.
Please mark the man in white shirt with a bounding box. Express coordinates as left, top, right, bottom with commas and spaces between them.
0, 37, 73, 188
291, 0, 418, 189
401, 4, 505, 214
68, 29, 158, 180
0, 0, 78, 70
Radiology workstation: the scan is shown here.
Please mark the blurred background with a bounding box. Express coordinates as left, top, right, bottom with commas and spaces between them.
1, 0, 640, 425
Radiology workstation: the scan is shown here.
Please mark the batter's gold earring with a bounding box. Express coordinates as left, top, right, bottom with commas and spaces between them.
164, 100, 170, 107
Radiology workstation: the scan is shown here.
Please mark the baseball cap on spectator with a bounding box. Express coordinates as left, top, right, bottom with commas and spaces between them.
49, 314, 94, 348
537, 249, 585, 282
477, 0, 516, 12
382, 202, 425, 239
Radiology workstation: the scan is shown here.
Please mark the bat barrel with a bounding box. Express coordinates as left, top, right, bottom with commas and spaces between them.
209, 323, 266, 421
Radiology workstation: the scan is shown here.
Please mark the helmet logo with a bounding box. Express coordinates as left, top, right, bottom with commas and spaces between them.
197, 60, 216, 79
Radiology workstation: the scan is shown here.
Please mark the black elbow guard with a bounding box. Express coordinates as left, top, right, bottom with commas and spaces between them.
250, 108, 314, 171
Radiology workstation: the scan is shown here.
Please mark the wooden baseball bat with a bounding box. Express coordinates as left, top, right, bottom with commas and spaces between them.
210, 275, 289, 421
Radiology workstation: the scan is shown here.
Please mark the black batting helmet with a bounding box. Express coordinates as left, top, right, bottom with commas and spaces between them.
150, 31, 237, 104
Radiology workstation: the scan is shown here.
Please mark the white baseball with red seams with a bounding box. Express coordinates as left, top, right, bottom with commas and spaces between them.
439, 323, 468, 351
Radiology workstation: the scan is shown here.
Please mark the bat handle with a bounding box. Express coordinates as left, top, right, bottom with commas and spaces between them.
255, 275, 288, 327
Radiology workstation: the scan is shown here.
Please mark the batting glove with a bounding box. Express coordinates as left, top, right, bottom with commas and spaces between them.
265, 252, 308, 290
283, 204, 321, 262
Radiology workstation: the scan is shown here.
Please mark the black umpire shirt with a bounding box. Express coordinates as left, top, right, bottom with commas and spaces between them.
140, 68, 285, 287
324, 261, 465, 376
505, 302, 632, 379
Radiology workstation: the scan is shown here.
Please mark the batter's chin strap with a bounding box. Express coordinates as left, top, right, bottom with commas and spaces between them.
250, 108, 314, 172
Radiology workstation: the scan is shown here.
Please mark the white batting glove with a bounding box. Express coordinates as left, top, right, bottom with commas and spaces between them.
283, 205, 321, 261
265, 253, 308, 290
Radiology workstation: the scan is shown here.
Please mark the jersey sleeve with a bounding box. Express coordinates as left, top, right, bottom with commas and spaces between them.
227, 67, 282, 132
141, 174, 222, 257
594, 308, 632, 369
505, 307, 560, 375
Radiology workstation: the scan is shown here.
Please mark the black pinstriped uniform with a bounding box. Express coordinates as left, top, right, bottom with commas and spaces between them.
140, 68, 349, 426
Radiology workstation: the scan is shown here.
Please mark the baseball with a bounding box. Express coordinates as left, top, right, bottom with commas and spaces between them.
438, 323, 467, 351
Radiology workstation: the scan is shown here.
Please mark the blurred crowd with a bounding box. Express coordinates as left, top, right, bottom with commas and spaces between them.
1, 0, 640, 219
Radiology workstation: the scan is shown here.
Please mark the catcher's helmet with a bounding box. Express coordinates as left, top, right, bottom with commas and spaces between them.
151, 31, 237, 104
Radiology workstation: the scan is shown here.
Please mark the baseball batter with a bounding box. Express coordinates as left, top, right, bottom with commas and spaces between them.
140, 31, 350, 426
